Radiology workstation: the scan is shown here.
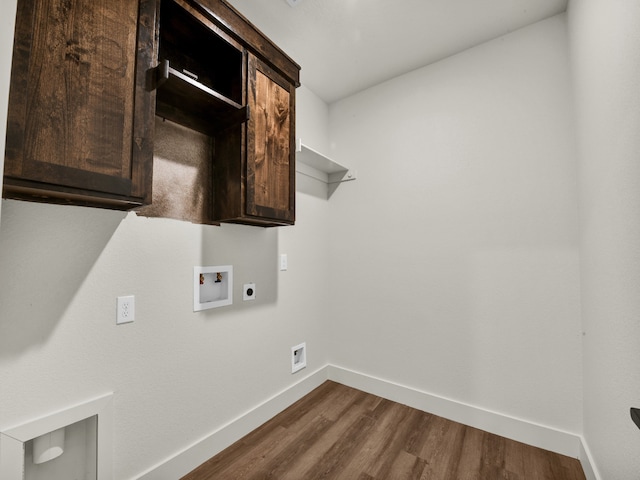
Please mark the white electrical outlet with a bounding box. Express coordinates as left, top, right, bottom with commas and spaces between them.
280, 254, 288, 271
116, 296, 135, 324
291, 342, 306, 373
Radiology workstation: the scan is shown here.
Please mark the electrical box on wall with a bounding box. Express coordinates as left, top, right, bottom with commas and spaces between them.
194, 266, 233, 311
291, 342, 307, 373
243, 283, 256, 301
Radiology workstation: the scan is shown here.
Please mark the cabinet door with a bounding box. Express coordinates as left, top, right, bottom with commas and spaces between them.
246, 53, 295, 225
3, 0, 157, 209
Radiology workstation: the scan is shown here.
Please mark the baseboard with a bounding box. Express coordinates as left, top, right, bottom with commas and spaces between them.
138, 364, 594, 479
136, 366, 328, 480
327, 365, 582, 459
579, 437, 601, 480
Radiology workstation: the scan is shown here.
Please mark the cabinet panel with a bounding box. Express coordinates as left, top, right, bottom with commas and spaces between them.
252, 70, 290, 212
245, 54, 295, 224
3, 0, 156, 208
212, 53, 296, 227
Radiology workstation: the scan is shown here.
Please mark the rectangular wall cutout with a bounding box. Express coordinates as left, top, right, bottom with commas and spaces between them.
291, 342, 307, 373
194, 266, 233, 311
0, 393, 113, 480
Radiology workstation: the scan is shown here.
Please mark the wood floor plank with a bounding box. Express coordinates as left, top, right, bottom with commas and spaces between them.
418, 415, 467, 479
335, 401, 421, 480
277, 391, 376, 480
273, 380, 358, 428
404, 410, 436, 457
244, 385, 378, 480
479, 431, 507, 476
364, 406, 428, 479
385, 450, 428, 480
356, 474, 376, 480
451, 426, 484, 480
245, 414, 335, 480
504, 435, 526, 477
181, 381, 586, 480
293, 412, 374, 479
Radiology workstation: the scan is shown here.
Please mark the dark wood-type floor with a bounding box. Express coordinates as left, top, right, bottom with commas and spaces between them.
181, 381, 586, 480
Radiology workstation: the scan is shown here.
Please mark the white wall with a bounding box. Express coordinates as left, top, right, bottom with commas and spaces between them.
0, 201, 331, 480
0, 44, 332, 480
296, 85, 330, 154
327, 15, 583, 435
0, 200, 330, 480
9, 0, 640, 476
568, 1, 640, 478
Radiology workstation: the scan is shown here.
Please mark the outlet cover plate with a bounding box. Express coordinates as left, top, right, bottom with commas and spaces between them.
116, 296, 135, 324
243, 283, 256, 301
280, 254, 288, 271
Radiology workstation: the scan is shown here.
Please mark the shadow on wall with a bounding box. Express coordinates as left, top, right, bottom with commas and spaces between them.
0, 199, 125, 359
137, 116, 280, 310
296, 171, 330, 200
199, 222, 279, 311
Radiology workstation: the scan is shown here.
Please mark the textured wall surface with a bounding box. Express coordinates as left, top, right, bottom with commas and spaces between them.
0, 76, 332, 479
7, 0, 640, 476
568, 1, 640, 478
327, 15, 583, 434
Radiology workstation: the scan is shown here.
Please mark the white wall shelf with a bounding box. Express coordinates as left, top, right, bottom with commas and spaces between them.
295, 139, 356, 185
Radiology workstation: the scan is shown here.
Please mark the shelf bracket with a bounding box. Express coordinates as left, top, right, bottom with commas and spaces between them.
295, 139, 356, 184
328, 170, 357, 184
148, 59, 170, 91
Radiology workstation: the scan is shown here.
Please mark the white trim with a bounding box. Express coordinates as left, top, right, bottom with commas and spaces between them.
137, 366, 328, 479
328, 365, 581, 458
579, 437, 601, 480
137, 364, 597, 479
0, 392, 114, 480
0, 434, 24, 480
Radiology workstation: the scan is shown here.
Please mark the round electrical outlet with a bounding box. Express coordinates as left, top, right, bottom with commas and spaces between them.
243, 283, 256, 301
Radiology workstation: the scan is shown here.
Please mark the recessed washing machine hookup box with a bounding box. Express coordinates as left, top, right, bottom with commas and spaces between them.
194, 266, 233, 311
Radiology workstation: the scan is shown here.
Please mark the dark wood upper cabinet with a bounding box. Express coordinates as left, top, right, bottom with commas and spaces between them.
157, 0, 300, 226
3, 0, 157, 209
3, 0, 300, 225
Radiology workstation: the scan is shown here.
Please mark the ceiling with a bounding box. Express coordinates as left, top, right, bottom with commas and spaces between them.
226, 0, 568, 104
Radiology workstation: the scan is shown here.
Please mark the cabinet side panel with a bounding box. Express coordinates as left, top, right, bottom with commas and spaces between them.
4, 0, 35, 178
252, 69, 290, 212
23, 0, 137, 177
131, 0, 159, 202
213, 125, 243, 221
136, 118, 212, 224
